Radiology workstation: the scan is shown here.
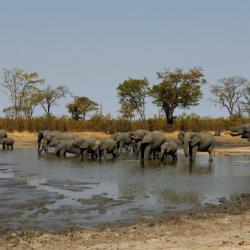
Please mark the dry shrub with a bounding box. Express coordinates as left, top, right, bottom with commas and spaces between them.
0, 115, 249, 133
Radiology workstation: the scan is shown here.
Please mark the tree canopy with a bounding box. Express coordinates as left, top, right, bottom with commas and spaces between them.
66, 96, 98, 120
150, 68, 206, 125
210, 76, 249, 117
37, 85, 69, 116
117, 77, 149, 121
1, 68, 45, 118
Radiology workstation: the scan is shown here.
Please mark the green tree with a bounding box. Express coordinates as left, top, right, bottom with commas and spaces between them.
119, 102, 135, 121
117, 77, 149, 121
21, 91, 42, 118
66, 96, 98, 120
1, 68, 45, 118
37, 85, 69, 116
150, 68, 206, 125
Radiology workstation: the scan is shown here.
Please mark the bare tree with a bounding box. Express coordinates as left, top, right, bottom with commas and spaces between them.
210, 76, 248, 117
242, 85, 250, 117
37, 85, 69, 116
1, 68, 45, 118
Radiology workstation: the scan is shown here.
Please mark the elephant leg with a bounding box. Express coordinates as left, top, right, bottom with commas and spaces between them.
161, 153, 165, 161
173, 151, 177, 161
144, 145, 151, 160
103, 149, 108, 159
208, 145, 214, 162
152, 151, 157, 159
136, 142, 141, 158
119, 141, 124, 154
112, 151, 116, 159
140, 143, 145, 160
190, 146, 198, 162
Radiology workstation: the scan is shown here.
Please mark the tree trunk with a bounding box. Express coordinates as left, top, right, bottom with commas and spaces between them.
164, 109, 174, 126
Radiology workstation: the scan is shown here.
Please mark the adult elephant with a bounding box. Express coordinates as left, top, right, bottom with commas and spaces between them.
140, 131, 167, 160
53, 139, 79, 157
37, 130, 61, 153
72, 137, 98, 160
178, 131, 214, 162
129, 129, 149, 156
230, 124, 250, 141
0, 129, 8, 140
38, 130, 79, 153
111, 132, 133, 154
95, 138, 117, 160
160, 140, 177, 161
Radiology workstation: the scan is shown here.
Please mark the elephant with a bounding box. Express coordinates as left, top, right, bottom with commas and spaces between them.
230, 124, 250, 141
0, 129, 8, 140
38, 130, 79, 153
0, 137, 14, 150
53, 139, 80, 157
139, 131, 167, 160
178, 131, 214, 162
111, 132, 134, 153
37, 130, 61, 153
160, 140, 177, 161
95, 138, 117, 159
72, 137, 98, 160
129, 129, 149, 156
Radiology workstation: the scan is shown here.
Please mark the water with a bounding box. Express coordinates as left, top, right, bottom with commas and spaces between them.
0, 148, 250, 232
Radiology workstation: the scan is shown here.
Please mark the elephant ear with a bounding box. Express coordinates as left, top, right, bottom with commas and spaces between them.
191, 135, 200, 147
142, 134, 152, 144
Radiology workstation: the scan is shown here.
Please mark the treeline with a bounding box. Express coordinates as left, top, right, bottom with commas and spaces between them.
1, 67, 249, 129
0, 115, 249, 133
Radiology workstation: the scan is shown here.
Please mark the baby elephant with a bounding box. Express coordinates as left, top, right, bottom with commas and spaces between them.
0, 137, 14, 150
160, 140, 177, 161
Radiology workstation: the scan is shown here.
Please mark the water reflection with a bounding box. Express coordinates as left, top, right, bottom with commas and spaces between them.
0, 148, 250, 231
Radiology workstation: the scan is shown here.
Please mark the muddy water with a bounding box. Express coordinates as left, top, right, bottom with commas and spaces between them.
0, 148, 250, 232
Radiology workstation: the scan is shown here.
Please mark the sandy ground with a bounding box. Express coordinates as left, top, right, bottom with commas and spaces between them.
1, 130, 250, 249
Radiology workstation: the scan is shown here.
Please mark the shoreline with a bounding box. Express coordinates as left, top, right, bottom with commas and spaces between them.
1, 194, 250, 249
6, 131, 250, 155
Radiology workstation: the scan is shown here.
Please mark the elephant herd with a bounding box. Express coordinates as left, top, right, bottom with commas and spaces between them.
1, 123, 249, 162
0, 129, 14, 150
37, 129, 216, 162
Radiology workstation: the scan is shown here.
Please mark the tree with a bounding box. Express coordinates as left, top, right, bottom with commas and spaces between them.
37, 85, 69, 116
117, 77, 149, 120
66, 96, 98, 120
150, 68, 206, 125
21, 92, 42, 118
119, 102, 135, 121
210, 76, 248, 117
242, 85, 250, 117
1, 68, 45, 118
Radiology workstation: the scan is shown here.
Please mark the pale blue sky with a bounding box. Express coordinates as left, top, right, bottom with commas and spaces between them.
0, 0, 249, 118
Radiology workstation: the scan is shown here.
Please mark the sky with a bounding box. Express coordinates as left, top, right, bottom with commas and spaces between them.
0, 0, 249, 118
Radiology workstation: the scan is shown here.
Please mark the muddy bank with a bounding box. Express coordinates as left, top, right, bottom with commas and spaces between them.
1, 194, 250, 249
